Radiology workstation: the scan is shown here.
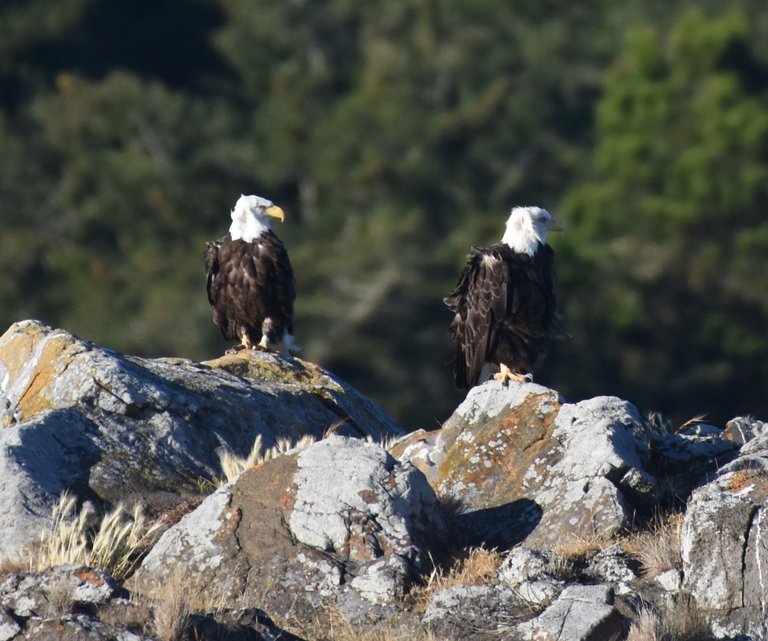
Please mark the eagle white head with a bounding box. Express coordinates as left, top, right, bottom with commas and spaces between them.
229, 194, 286, 242
501, 206, 561, 256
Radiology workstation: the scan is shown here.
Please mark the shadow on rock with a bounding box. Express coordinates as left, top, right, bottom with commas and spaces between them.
454, 498, 542, 550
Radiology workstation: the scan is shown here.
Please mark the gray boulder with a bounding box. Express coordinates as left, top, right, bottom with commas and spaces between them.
515, 584, 624, 641
423, 583, 531, 639
0, 566, 118, 619
681, 430, 768, 639
393, 382, 656, 548
128, 436, 446, 621
498, 546, 564, 606
0, 320, 403, 557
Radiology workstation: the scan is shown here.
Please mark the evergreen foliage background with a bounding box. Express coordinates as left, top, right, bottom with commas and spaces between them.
2, 0, 767, 428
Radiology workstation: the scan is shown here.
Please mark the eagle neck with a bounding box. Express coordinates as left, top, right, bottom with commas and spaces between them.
229, 215, 270, 243
501, 236, 542, 257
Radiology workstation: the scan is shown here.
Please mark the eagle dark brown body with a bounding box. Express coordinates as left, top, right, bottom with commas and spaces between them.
444, 242, 557, 390
205, 231, 296, 350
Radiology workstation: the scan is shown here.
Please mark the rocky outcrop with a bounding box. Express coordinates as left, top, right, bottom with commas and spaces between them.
2, 321, 767, 640
0, 320, 403, 558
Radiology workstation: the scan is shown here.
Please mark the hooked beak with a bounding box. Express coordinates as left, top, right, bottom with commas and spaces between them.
549, 216, 564, 232
265, 205, 285, 223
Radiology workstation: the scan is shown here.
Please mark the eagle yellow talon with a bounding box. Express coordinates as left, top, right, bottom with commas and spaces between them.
493, 364, 531, 385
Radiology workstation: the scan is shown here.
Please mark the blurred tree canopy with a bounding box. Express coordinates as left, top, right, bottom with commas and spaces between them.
1, 0, 767, 428
558, 7, 768, 423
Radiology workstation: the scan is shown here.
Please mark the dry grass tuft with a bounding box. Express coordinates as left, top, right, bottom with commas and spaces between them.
553, 532, 614, 562
411, 547, 503, 613
30, 492, 161, 580
426, 546, 502, 590
627, 597, 712, 641
45, 574, 76, 616
279, 602, 452, 641
622, 512, 683, 579
150, 572, 191, 641
219, 433, 317, 483
627, 608, 665, 641
0, 554, 29, 579
219, 429, 403, 484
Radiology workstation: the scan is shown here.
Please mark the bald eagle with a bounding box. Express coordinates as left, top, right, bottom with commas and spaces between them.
205, 194, 298, 353
444, 206, 561, 389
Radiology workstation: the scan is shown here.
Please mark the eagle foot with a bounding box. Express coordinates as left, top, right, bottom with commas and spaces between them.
494, 364, 533, 385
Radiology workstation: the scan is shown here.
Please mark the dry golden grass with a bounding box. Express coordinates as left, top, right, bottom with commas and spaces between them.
627, 608, 665, 641
627, 597, 712, 641
425, 546, 502, 590
552, 531, 614, 562
0, 553, 29, 578
410, 547, 503, 613
278, 603, 451, 641
219, 428, 400, 485
45, 573, 77, 616
621, 512, 683, 579
28, 492, 161, 580
219, 433, 318, 483
150, 572, 191, 641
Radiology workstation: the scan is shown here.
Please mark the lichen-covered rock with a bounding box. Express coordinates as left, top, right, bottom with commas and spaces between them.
0, 320, 403, 557
21, 614, 155, 641
128, 436, 445, 622
584, 544, 639, 587
0, 608, 21, 641
680, 436, 768, 638
650, 424, 739, 496
498, 547, 564, 606
515, 584, 624, 641
422, 583, 534, 640
393, 382, 655, 548
0, 566, 118, 619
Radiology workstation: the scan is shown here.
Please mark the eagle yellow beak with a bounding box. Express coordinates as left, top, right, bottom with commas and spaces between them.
549, 216, 564, 231
265, 205, 285, 222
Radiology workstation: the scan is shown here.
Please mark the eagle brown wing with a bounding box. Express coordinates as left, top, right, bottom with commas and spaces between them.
444, 246, 510, 390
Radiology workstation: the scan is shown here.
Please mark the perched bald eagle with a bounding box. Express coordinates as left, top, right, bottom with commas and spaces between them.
444, 206, 561, 389
205, 194, 298, 353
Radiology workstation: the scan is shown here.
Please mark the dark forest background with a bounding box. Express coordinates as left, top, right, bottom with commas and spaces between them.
2, 0, 768, 430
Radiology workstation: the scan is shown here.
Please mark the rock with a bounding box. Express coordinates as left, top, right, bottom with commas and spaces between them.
724, 416, 768, 445
680, 445, 768, 637
0, 609, 21, 641
20, 614, 154, 641
188, 608, 306, 641
650, 426, 739, 496
654, 569, 681, 593
128, 436, 445, 621
516, 584, 624, 641
498, 547, 564, 606
0, 320, 403, 557
0, 566, 119, 619
393, 382, 656, 549
585, 544, 638, 586
422, 584, 533, 639
0, 566, 160, 641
